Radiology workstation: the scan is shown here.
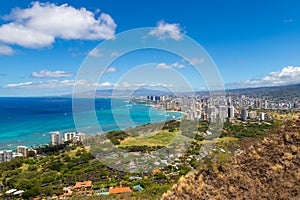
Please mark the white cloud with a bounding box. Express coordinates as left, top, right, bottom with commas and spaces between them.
149, 20, 183, 41
0, 23, 55, 48
97, 67, 117, 74
115, 82, 173, 88
188, 57, 204, 65
0, 2, 116, 48
157, 63, 171, 69
89, 48, 103, 57
157, 62, 185, 69
172, 62, 185, 69
4, 79, 88, 89
110, 51, 120, 57
227, 66, 300, 88
0, 43, 14, 55
5, 81, 33, 88
31, 70, 75, 78
3, 80, 172, 90
101, 81, 113, 87
105, 67, 116, 73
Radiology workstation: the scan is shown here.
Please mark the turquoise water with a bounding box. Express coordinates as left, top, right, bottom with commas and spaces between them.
0, 97, 181, 150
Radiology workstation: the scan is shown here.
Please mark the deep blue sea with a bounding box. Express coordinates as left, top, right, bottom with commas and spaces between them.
0, 97, 181, 150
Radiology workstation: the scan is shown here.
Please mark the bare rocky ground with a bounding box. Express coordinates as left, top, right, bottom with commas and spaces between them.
161, 119, 300, 200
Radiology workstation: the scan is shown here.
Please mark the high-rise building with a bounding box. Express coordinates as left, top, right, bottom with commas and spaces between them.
228, 97, 232, 106
74, 132, 86, 142
228, 105, 235, 119
241, 108, 248, 121
259, 112, 265, 121
0, 151, 6, 163
51, 131, 62, 146
64, 132, 76, 142
219, 106, 228, 119
17, 146, 28, 157
64, 132, 86, 142
264, 100, 269, 109
0, 150, 13, 163
207, 105, 216, 117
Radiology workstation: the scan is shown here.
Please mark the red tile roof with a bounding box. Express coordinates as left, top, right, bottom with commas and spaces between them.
109, 187, 132, 194
74, 181, 92, 189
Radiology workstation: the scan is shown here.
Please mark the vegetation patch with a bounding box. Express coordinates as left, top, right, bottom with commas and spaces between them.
119, 130, 178, 147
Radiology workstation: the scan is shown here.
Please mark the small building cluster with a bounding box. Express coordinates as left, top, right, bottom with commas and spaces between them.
54, 180, 138, 199
51, 131, 86, 146
0, 146, 37, 163
0, 131, 86, 163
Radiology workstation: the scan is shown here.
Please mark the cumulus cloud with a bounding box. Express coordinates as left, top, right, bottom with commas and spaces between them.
0, 2, 116, 48
157, 62, 185, 69
100, 81, 113, 87
227, 66, 300, 89
149, 20, 184, 41
0, 43, 14, 55
31, 70, 75, 78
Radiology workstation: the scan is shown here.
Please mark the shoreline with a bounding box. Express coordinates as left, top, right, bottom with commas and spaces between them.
0, 99, 183, 151
143, 101, 187, 117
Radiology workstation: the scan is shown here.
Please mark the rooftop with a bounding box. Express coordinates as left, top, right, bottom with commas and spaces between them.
109, 187, 132, 194
74, 181, 92, 189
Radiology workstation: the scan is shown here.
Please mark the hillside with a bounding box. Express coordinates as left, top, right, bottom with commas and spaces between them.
161, 118, 300, 200
225, 83, 300, 100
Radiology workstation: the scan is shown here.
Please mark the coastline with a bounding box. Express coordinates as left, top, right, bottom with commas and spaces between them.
0, 97, 183, 151
142, 101, 187, 117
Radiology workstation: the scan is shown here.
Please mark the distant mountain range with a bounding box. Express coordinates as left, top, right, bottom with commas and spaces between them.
68, 83, 300, 99
70, 88, 173, 98
225, 83, 300, 99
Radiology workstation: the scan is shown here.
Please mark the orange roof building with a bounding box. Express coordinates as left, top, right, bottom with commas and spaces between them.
109, 187, 132, 194
74, 181, 92, 189
152, 169, 161, 175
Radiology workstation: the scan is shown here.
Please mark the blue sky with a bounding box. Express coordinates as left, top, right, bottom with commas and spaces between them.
0, 0, 300, 96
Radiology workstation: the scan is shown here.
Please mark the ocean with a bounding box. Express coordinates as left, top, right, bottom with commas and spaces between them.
0, 97, 181, 150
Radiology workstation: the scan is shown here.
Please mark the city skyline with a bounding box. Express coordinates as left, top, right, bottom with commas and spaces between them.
0, 0, 300, 96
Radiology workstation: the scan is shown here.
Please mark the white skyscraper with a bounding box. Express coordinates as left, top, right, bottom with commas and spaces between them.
64, 132, 76, 142
259, 112, 265, 121
219, 106, 228, 119
64, 132, 86, 142
17, 146, 28, 157
0, 150, 13, 163
228, 105, 235, 119
51, 131, 62, 145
